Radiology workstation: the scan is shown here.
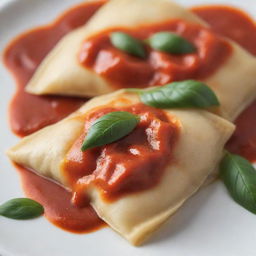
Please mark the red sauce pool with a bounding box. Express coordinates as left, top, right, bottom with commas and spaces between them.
17, 165, 105, 233
4, 1, 106, 233
192, 6, 256, 56
4, 1, 104, 137
3, 2, 256, 234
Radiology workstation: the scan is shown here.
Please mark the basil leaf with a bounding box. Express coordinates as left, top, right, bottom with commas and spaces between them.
220, 152, 256, 214
110, 32, 146, 58
81, 111, 139, 151
139, 80, 219, 109
147, 32, 196, 54
0, 198, 44, 220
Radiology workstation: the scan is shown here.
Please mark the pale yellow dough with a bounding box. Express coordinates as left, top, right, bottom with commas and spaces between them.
25, 0, 256, 121
7, 90, 234, 245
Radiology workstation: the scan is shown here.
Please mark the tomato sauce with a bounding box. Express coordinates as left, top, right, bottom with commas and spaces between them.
4, 1, 105, 233
192, 6, 256, 56
226, 102, 256, 162
4, 1, 104, 136
3, 1, 256, 234
193, 6, 256, 162
80, 20, 232, 88
63, 104, 179, 203
16, 165, 105, 233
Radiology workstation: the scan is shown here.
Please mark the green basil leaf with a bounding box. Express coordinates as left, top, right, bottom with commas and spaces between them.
220, 152, 256, 214
81, 111, 139, 151
110, 32, 146, 58
147, 32, 196, 54
139, 80, 219, 109
0, 198, 44, 220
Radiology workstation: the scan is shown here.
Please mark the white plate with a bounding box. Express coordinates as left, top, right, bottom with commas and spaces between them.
0, 0, 256, 255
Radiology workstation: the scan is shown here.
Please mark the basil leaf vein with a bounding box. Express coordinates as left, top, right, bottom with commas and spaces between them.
220, 152, 256, 214
0, 198, 44, 220
137, 80, 219, 109
81, 111, 139, 151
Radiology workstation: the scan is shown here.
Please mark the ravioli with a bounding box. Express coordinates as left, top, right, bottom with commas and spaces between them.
7, 90, 234, 245
25, 0, 256, 121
